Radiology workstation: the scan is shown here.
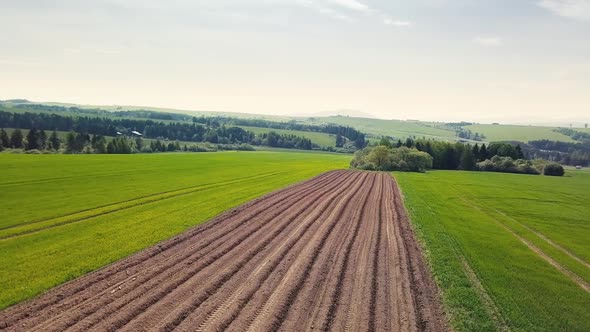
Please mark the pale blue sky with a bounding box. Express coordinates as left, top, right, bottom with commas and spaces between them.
1, 0, 589, 123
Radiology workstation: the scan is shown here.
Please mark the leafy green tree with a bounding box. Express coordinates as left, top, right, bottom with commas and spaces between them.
403, 150, 433, 172
543, 163, 564, 176
395, 139, 403, 148
135, 137, 143, 150
39, 129, 47, 149
49, 130, 60, 150
441, 145, 458, 170
26, 128, 39, 150
367, 145, 394, 171
460, 146, 477, 170
93, 135, 107, 153
472, 144, 480, 161
10, 129, 24, 149
515, 144, 524, 159
66, 131, 77, 152
205, 129, 219, 143
0, 129, 9, 148
354, 136, 366, 149
65, 132, 89, 152
106, 141, 115, 154
479, 143, 488, 161
379, 137, 392, 148
107, 137, 132, 154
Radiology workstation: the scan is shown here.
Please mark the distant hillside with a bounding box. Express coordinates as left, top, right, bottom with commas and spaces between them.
3, 99, 589, 145
302, 116, 459, 141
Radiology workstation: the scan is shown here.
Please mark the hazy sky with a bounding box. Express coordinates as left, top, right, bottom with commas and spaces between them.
1, 0, 589, 123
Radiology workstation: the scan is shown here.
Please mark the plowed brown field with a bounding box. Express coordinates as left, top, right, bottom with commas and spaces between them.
0, 170, 446, 331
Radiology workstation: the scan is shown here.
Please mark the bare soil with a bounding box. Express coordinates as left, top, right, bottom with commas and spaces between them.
0, 170, 447, 331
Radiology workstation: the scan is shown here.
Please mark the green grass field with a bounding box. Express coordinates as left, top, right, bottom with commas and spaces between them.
0, 152, 350, 309
464, 124, 576, 143
237, 126, 336, 147
396, 170, 590, 331
305, 116, 459, 141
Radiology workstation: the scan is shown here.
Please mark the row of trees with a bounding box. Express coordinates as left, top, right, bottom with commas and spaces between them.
362, 138, 563, 175
445, 122, 485, 141
0, 128, 61, 151
0, 127, 267, 154
4, 103, 368, 149
378, 138, 524, 171
191, 116, 367, 148
0, 110, 323, 151
525, 140, 590, 166
554, 128, 590, 142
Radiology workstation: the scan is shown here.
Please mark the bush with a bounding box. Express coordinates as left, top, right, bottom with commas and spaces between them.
543, 163, 565, 176
477, 156, 540, 175
140, 146, 153, 153
350, 146, 432, 172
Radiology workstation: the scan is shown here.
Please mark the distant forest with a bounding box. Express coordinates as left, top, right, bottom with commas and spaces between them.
9, 103, 367, 148
0, 104, 367, 153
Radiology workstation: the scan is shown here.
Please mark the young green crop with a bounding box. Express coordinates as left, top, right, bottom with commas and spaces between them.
0, 152, 350, 309
395, 170, 590, 331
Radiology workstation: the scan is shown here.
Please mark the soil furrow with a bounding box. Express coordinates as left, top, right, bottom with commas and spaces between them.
244, 173, 374, 332
319, 174, 375, 332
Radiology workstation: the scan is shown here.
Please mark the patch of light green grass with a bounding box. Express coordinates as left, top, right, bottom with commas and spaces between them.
395, 170, 590, 331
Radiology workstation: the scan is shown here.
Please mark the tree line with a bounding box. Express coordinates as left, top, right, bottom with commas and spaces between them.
524, 140, 590, 167
0, 128, 257, 154
191, 116, 366, 149
353, 138, 563, 175
554, 128, 590, 142
0, 111, 320, 151
2, 103, 368, 149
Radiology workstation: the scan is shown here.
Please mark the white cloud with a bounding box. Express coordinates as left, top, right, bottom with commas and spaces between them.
472, 36, 503, 46
538, 0, 590, 20
384, 19, 411, 26
295, 0, 355, 22
325, 0, 370, 12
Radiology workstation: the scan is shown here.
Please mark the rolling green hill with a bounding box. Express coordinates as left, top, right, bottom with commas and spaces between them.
464, 124, 576, 143
304, 116, 458, 141
238, 126, 336, 147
